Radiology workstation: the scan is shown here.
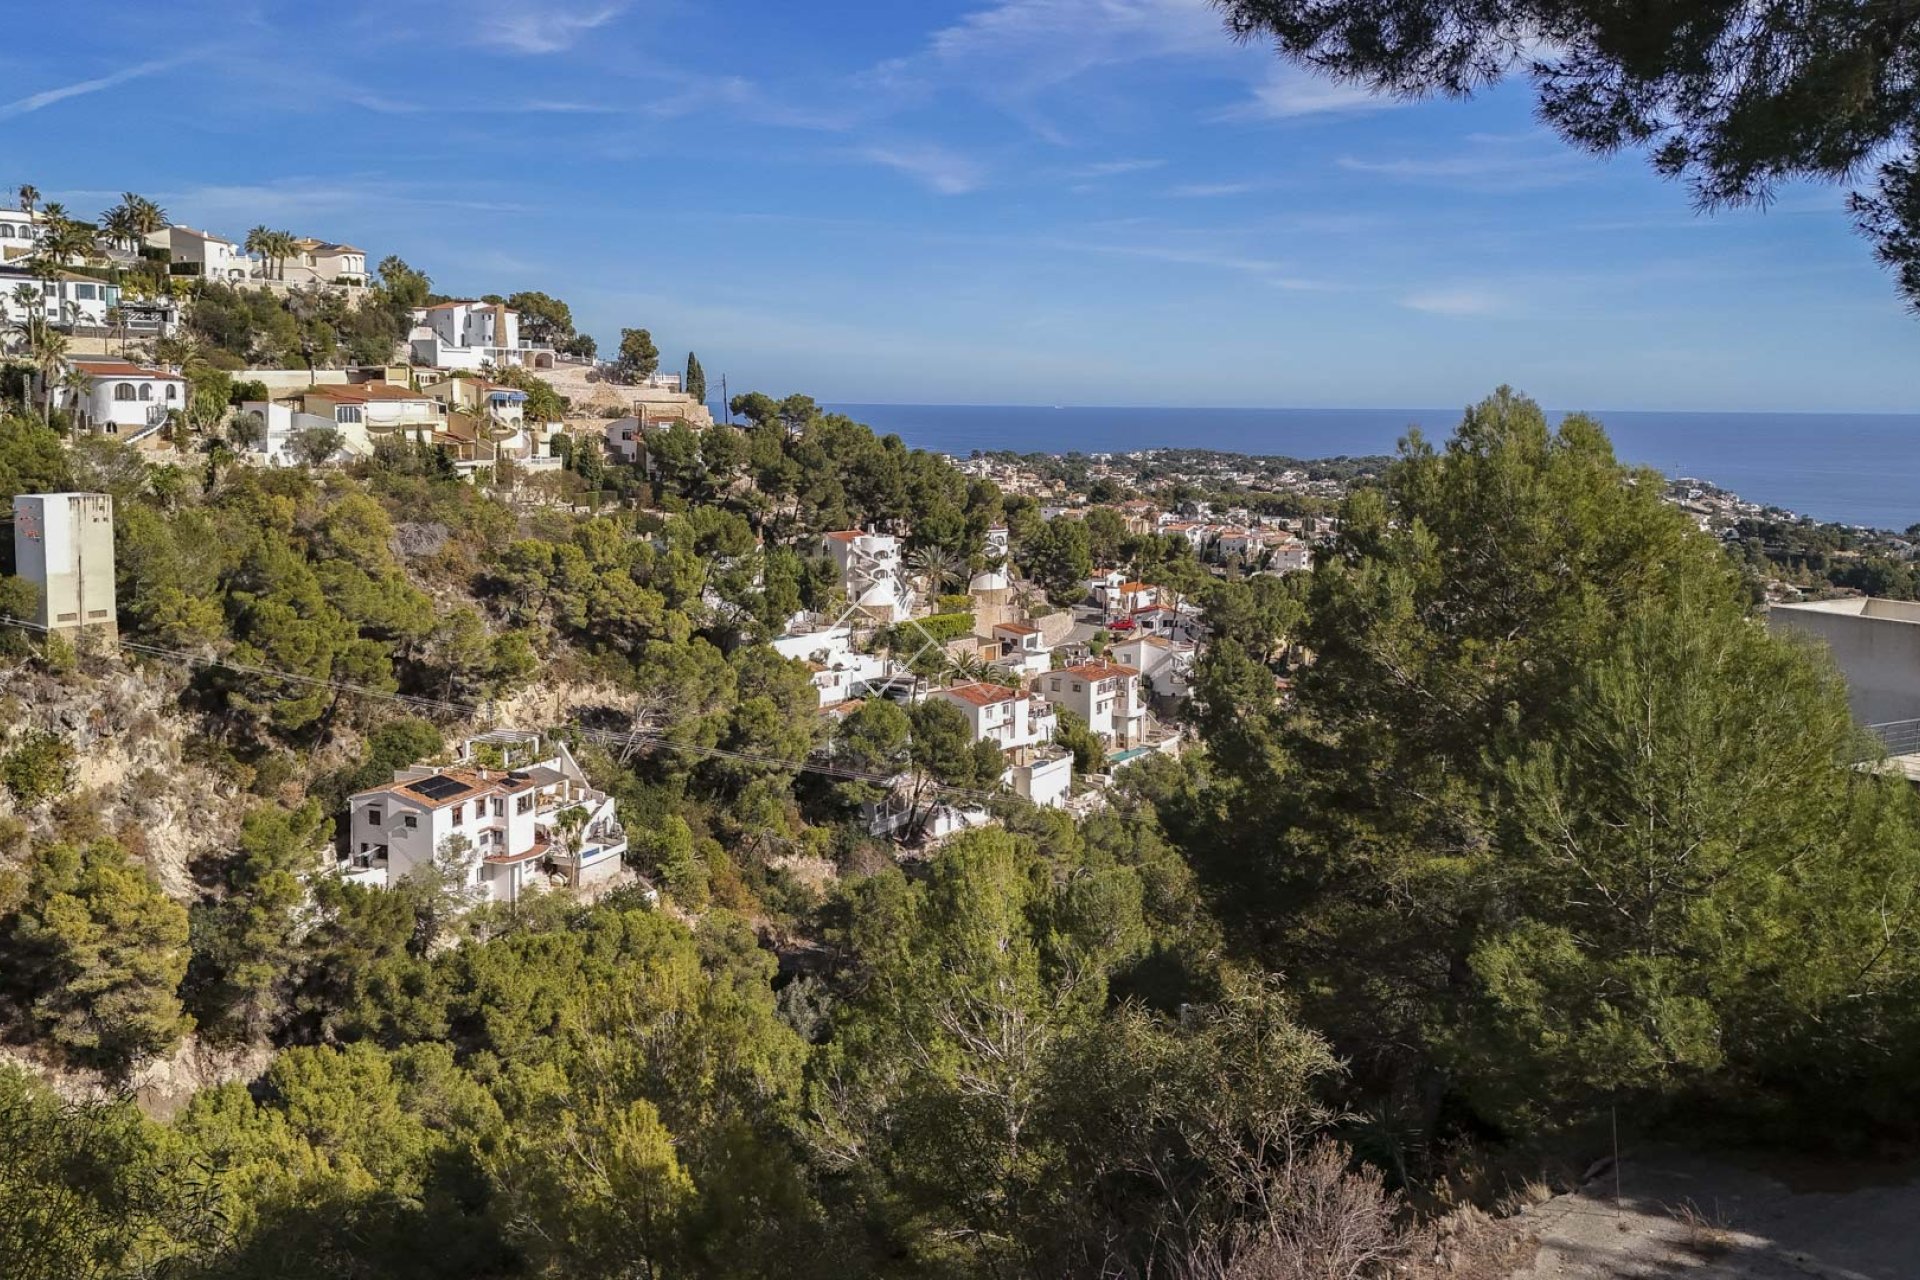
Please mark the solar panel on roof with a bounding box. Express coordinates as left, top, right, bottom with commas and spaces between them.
409, 774, 469, 800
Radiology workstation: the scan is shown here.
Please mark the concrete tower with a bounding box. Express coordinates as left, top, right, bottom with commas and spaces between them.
12, 492, 116, 636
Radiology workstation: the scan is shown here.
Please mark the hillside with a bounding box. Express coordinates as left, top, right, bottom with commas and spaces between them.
4, 374, 1920, 1280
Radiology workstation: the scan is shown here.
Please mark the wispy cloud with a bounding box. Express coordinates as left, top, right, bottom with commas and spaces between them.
863, 0, 1232, 129
1049, 238, 1332, 289
1167, 181, 1260, 198
522, 99, 626, 114
1338, 137, 1590, 190
147, 176, 535, 224
1215, 67, 1399, 121
857, 144, 988, 195
1070, 158, 1167, 179
0, 56, 192, 120
1400, 287, 1508, 316
473, 1, 628, 54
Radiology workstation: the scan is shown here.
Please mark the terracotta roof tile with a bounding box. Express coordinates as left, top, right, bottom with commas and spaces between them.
939, 681, 1019, 707
1063, 659, 1139, 680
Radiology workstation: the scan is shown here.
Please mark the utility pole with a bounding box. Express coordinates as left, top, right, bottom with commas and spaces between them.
721, 374, 730, 424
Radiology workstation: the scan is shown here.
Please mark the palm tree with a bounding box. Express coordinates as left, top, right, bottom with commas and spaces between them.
244, 225, 272, 281
34, 206, 95, 268
265, 229, 298, 282
104, 304, 126, 355
34, 328, 70, 423
101, 203, 138, 253
123, 193, 166, 246
3, 283, 40, 355
56, 366, 94, 434
907, 544, 965, 599
17, 184, 38, 218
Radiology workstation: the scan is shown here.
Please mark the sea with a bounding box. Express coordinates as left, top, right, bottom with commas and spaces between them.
830, 403, 1920, 533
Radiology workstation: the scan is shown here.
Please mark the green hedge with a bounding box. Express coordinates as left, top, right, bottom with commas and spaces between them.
881, 611, 975, 649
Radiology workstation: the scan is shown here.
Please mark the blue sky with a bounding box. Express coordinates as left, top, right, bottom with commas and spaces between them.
3, 0, 1913, 412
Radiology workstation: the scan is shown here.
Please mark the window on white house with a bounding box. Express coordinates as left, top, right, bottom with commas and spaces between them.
138, 384, 152, 401
516, 794, 534, 814
403, 814, 417, 829
113, 383, 136, 402
336, 406, 363, 425
368, 809, 382, 826
451, 803, 465, 825
76, 284, 95, 300
492, 798, 505, 818
165, 384, 178, 400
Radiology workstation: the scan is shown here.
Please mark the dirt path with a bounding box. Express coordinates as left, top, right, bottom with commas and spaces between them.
1513, 1147, 1920, 1279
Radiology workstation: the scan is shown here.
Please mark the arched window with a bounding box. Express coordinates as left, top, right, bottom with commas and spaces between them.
138, 384, 153, 401
0, 226, 12, 239
165, 383, 178, 401
113, 383, 136, 402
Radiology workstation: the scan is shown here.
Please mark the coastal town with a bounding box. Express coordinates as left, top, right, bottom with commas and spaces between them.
7, 0, 1920, 1260
1, 191, 1355, 915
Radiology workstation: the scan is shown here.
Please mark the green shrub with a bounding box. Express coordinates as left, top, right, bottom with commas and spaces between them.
1, 733, 72, 806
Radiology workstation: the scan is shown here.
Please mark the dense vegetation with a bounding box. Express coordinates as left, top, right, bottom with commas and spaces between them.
3, 385, 1920, 1279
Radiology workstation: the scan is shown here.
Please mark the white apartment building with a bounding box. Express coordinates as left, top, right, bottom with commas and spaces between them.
916, 680, 1071, 811
51, 359, 184, 441
0, 209, 42, 262
0, 266, 121, 330
284, 238, 368, 286
151, 226, 255, 282
1125, 604, 1207, 644
345, 731, 627, 905
772, 625, 893, 709
1098, 579, 1157, 619
424, 375, 530, 427
990, 621, 1051, 679
1112, 634, 1196, 702
929, 681, 1059, 752
12, 492, 115, 635
823, 530, 916, 623
1266, 539, 1312, 573
1036, 659, 1147, 748
410, 301, 556, 371
605, 416, 651, 465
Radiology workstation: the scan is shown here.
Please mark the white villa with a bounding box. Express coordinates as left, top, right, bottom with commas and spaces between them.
772, 625, 894, 711
240, 381, 444, 463
0, 266, 119, 330
344, 731, 628, 905
150, 225, 255, 282
606, 417, 645, 464
989, 620, 1051, 679
823, 530, 916, 624
1125, 604, 1207, 644
284, 238, 367, 286
410, 301, 556, 371
1112, 634, 1196, 702
49, 359, 183, 442
0, 209, 42, 262
1036, 658, 1147, 749
928, 681, 1072, 809
1266, 539, 1312, 573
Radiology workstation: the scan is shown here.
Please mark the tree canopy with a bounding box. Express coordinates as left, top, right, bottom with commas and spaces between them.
1217, 0, 1920, 310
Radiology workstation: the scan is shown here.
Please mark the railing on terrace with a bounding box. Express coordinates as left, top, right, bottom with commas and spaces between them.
1864, 718, 1920, 761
